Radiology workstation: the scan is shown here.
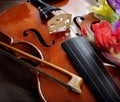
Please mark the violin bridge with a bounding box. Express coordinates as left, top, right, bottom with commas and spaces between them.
47, 13, 72, 34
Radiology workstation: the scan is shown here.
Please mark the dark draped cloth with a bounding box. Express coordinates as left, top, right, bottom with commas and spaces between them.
0, 53, 41, 102
0, 1, 41, 101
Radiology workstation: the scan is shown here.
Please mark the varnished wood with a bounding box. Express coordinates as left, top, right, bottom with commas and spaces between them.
0, 41, 83, 94
0, 0, 119, 102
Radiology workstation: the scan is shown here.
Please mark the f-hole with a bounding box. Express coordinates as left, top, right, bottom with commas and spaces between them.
23, 29, 55, 47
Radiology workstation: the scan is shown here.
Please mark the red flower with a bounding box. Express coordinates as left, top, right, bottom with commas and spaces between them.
91, 21, 116, 51
91, 20, 120, 66
116, 27, 120, 41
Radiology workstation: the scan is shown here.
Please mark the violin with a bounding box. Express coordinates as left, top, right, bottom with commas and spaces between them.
0, 0, 119, 102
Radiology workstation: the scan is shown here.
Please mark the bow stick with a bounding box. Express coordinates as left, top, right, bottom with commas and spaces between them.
0, 41, 82, 94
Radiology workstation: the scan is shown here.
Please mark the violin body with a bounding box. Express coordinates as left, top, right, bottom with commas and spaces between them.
0, 0, 119, 102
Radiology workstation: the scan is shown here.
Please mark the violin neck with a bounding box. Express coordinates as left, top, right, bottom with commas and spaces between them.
27, 0, 60, 19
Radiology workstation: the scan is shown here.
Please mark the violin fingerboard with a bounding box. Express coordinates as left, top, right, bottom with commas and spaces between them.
61, 36, 120, 102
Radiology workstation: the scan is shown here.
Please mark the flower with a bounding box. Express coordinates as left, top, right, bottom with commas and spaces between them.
107, 0, 120, 15
113, 20, 120, 31
89, 0, 119, 23
91, 20, 116, 50
78, 0, 120, 66
91, 20, 120, 66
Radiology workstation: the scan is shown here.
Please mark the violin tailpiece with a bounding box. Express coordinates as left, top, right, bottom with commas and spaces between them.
47, 13, 72, 34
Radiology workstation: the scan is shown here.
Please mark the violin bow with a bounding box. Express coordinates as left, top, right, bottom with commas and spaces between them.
0, 41, 82, 94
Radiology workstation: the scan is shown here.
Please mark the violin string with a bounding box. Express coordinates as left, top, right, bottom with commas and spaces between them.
0, 47, 76, 93
56, 7, 120, 100
61, 5, 120, 97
